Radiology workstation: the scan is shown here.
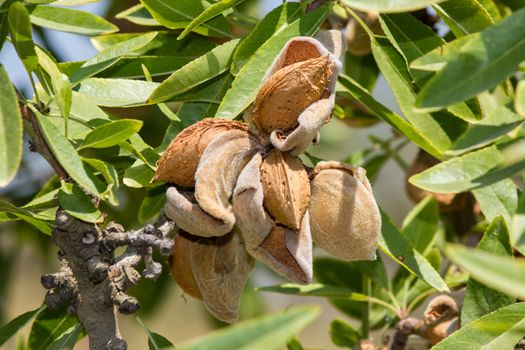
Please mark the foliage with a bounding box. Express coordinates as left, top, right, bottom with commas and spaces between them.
0, 0, 524, 349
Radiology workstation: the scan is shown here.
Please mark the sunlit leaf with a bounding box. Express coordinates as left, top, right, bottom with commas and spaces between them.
461, 217, 514, 326
416, 8, 525, 109
149, 38, 239, 103
174, 306, 319, 350
178, 0, 246, 40
29, 5, 117, 35
0, 65, 23, 187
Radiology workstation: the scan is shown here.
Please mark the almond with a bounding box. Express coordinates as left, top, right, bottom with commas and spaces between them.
252, 55, 335, 133
309, 161, 380, 260
153, 119, 248, 187
169, 232, 202, 299
259, 149, 310, 230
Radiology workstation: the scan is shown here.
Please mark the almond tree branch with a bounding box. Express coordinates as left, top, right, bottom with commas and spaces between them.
42, 210, 175, 350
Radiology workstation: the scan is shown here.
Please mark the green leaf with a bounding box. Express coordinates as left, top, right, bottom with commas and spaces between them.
0, 199, 53, 234
379, 210, 449, 292
410, 35, 472, 72
29, 5, 117, 36
343, 52, 379, 92
401, 196, 438, 254
371, 36, 467, 155
58, 182, 103, 223
149, 38, 239, 103
123, 161, 155, 188
432, 302, 525, 350
27, 306, 79, 350
136, 317, 174, 350
138, 186, 166, 224
473, 179, 518, 224
340, 0, 446, 12
329, 320, 359, 349
445, 244, 525, 299
77, 78, 158, 107
434, 0, 494, 37
115, 4, 159, 26
516, 80, 525, 117
82, 158, 119, 205
409, 142, 525, 193
140, 0, 231, 38
379, 13, 443, 83
45, 323, 83, 350
70, 32, 158, 83
461, 217, 515, 326
337, 74, 441, 158
231, 2, 301, 74
8, 1, 38, 72
178, 0, 246, 40
448, 106, 524, 155
216, 5, 329, 119
79, 119, 142, 149
0, 0, 16, 51
175, 305, 319, 350
416, 8, 525, 109
33, 108, 103, 197
0, 306, 44, 347
0, 65, 23, 187
35, 47, 71, 134
512, 192, 525, 254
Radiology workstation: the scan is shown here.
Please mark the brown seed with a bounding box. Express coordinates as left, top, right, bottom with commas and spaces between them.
169, 232, 202, 299
252, 55, 335, 133
309, 161, 380, 261
259, 149, 310, 230
346, 11, 382, 56
153, 118, 248, 187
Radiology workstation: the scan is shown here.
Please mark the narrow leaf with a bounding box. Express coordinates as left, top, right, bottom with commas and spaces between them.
29, 5, 117, 36
372, 36, 466, 155
178, 0, 246, 40
380, 210, 448, 292
79, 119, 142, 149
27, 306, 78, 350
329, 320, 359, 349
149, 38, 239, 103
8, 1, 38, 72
337, 74, 441, 158
445, 244, 525, 300
401, 196, 439, 254
45, 323, 83, 350
461, 216, 514, 326
77, 78, 159, 107
70, 32, 158, 83
216, 5, 329, 119
340, 0, 446, 13
136, 317, 174, 350
35, 47, 71, 133
174, 306, 319, 350
0, 65, 23, 187
433, 303, 525, 350
0, 306, 44, 347
409, 142, 525, 193
516, 80, 525, 117
231, 2, 301, 74
434, 0, 494, 37
473, 179, 518, 224
115, 4, 159, 27
416, 8, 525, 109
140, 0, 231, 38
138, 186, 166, 224
33, 108, 103, 197
58, 182, 103, 223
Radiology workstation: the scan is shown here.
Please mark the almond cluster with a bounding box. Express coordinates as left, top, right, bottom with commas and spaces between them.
153, 31, 381, 323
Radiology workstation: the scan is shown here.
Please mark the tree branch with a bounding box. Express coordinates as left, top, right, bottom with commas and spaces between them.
41, 210, 175, 350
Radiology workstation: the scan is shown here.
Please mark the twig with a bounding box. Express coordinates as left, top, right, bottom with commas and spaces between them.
41, 211, 175, 350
